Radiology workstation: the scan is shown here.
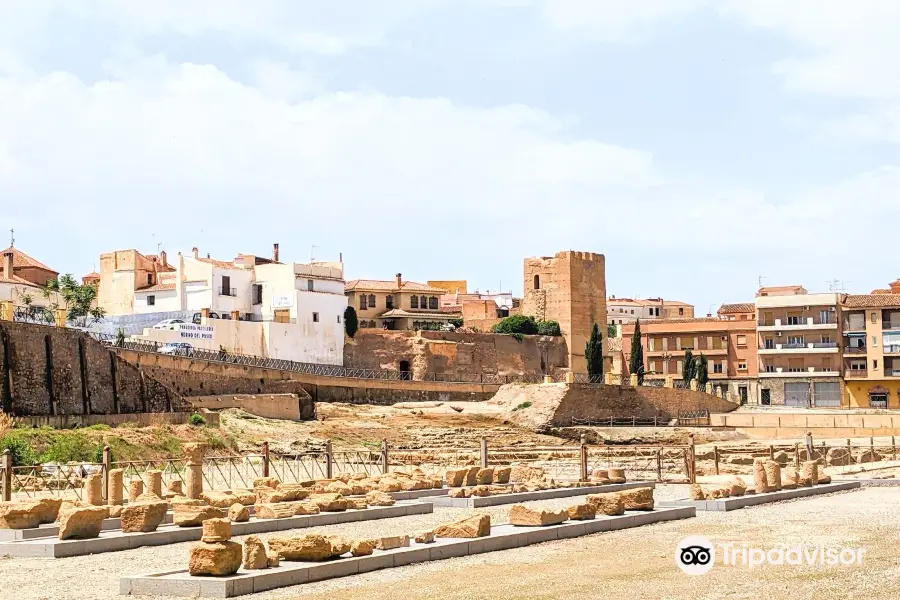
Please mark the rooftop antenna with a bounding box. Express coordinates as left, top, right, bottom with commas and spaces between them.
9, 228, 13, 247
758, 275, 767, 289
310, 245, 319, 263
827, 279, 848, 293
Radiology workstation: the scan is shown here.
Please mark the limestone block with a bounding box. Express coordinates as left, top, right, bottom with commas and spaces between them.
108, 505, 123, 518
818, 473, 832, 484
464, 466, 480, 487
170, 496, 205, 507
327, 535, 351, 556
825, 447, 852, 467
415, 530, 436, 543
444, 468, 468, 487
435, 514, 491, 539
254, 486, 289, 504
85, 473, 104, 506
266, 551, 280, 568
182, 442, 206, 465
121, 501, 168, 533
292, 502, 321, 516
255, 503, 297, 520
470, 485, 493, 497
268, 534, 348, 561
189, 541, 241, 576
276, 483, 311, 502
707, 486, 730, 499
173, 504, 224, 527
228, 503, 250, 523
800, 461, 818, 487
364, 491, 395, 507
429, 476, 444, 489
448, 488, 470, 499
509, 504, 568, 527
585, 493, 625, 516
493, 466, 512, 484
753, 459, 771, 493
134, 492, 163, 503
346, 498, 368, 510
254, 477, 280, 489
128, 479, 145, 503
764, 460, 782, 491
689, 484, 707, 500
108, 469, 124, 506
166, 479, 183, 497
230, 489, 257, 506
782, 467, 799, 489
146, 470, 163, 499
567, 502, 596, 520
309, 493, 349, 512
607, 468, 626, 484
58, 506, 108, 540
378, 478, 403, 493
0, 502, 41, 529
589, 469, 611, 484
509, 465, 545, 483
30, 498, 62, 524
375, 535, 410, 550
615, 487, 654, 511
727, 477, 747, 497
475, 468, 494, 485
186, 465, 203, 499
201, 518, 231, 542
243, 535, 269, 569
325, 481, 353, 496
351, 539, 375, 556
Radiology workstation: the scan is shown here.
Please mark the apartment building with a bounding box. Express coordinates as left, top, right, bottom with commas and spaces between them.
345, 275, 458, 330
607, 296, 694, 325
620, 316, 757, 403
755, 289, 842, 407
841, 291, 900, 408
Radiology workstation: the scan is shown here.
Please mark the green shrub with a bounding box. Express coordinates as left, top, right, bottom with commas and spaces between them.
40, 431, 97, 464
83, 424, 111, 431
0, 432, 40, 466
492, 315, 539, 335
512, 401, 533, 411
449, 318, 463, 329
536, 320, 562, 336
189, 414, 207, 427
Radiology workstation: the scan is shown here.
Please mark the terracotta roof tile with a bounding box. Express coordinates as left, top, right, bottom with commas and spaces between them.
0, 273, 40, 286
345, 279, 446, 293
843, 294, 900, 308
0, 246, 57, 273
718, 303, 755, 314
196, 257, 236, 269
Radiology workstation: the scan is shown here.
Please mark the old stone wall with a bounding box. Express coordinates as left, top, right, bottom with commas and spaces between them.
0, 321, 182, 416
343, 329, 569, 380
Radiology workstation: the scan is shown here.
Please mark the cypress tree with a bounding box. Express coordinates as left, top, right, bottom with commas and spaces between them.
682, 349, 694, 383
344, 306, 359, 338
585, 322, 604, 378
696, 354, 709, 387
629, 319, 645, 385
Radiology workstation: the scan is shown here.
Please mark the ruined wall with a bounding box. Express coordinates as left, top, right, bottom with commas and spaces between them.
343, 329, 569, 379
0, 321, 181, 416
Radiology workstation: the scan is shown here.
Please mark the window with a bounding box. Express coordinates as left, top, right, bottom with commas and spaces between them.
872, 312, 877, 323
337, 315, 341, 323
736, 335, 747, 347
147, 295, 155, 306
386, 295, 394, 310
713, 363, 723, 374
676, 360, 683, 373
787, 316, 801, 325
648, 360, 657, 373
874, 359, 879, 370
147, 273, 153, 286
307, 280, 314, 292
821, 335, 831, 344
359, 295, 367, 310
312, 312, 319, 322
787, 336, 804, 346
420, 295, 427, 309
765, 365, 776, 372
221, 275, 231, 296
765, 338, 775, 349
252, 284, 263, 305
761, 389, 771, 405
819, 310, 829, 324
737, 361, 747, 371
630, 309, 634, 314
873, 335, 878, 347
679, 336, 694, 349
429, 296, 438, 310
411, 295, 419, 309
368, 294, 376, 308
678, 307, 684, 315
534, 275, 540, 290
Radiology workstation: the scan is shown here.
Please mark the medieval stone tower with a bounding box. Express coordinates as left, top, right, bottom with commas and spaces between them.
522, 251, 607, 374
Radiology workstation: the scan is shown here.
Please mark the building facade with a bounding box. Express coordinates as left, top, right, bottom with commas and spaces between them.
606, 297, 695, 325
755, 289, 842, 407
522, 251, 606, 374
621, 316, 758, 403
0, 246, 61, 309
841, 292, 900, 408
345, 275, 458, 330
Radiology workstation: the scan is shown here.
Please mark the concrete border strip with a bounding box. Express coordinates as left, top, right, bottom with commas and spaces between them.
657, 481, 861, 512
427, 482, 655, 508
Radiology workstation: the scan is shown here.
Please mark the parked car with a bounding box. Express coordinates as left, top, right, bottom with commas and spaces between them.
153, 318, 184, 330
191, 312, 220, 325
158, 342, 195, 357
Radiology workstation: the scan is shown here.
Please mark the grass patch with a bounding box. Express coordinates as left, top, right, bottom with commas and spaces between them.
189, 414, 207, 427
512, 401, 533, 411
82, 424, 111, 431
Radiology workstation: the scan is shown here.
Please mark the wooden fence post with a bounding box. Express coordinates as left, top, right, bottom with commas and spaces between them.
380, 439, 389, 474
1, 449, 11, 502
893, 436, 897, 463
656, 448, 662, 482
325, 439, 333, 480
579, 436, 588, 482
805, 432, 814, 459
102, 445, 111, 502
262, 441, 270, 478
480, 437, 488, 469
713, 446, 719, 475
768, 445, 774, 461
688, 434, 696, 484
794, 443, 800, 469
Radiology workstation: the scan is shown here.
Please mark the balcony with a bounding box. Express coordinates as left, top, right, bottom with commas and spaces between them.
845, 369, 868, 379
218, 286, 237, 297
759, 368, 841, 378
843, 345, 867, 355
758, 342, 839, 354
885, 345, 900, 355
757, 317, 837, 331
885, 322, 900, 331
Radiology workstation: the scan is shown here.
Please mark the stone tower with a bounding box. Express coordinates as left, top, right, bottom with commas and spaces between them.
522, 251, 607, 374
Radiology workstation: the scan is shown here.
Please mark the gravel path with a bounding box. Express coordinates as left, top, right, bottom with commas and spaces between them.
3, 485, 896, 600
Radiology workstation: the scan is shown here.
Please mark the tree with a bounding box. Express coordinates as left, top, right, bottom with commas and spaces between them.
585, 322, 604, 377
607, 323, 618, 338
343, 306, 359, 338
696, 354, 709, 387
42, 274, 105, 327
629, 319, 645, 385
492, 315, 539, 335
682, 349, 694, 383
536, 320, 562, 336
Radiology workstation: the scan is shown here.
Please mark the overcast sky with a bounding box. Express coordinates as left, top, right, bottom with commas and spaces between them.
2, 1, 900, 312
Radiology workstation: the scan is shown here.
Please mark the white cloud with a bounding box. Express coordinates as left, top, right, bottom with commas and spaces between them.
534, 0, 711, 42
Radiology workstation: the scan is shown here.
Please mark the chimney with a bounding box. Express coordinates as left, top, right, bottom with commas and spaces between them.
160, 250, 167, 268
2, 252, 12, 281
207, 252, 210, 259
396, 273, 402, 288
192, 247, 199, 259
273, 243, 279, 262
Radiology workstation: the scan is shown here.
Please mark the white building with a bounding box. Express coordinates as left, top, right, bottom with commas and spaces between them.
606, 296, 695, 325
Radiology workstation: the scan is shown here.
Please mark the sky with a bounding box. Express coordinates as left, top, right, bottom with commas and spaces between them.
3, 1, 900, 314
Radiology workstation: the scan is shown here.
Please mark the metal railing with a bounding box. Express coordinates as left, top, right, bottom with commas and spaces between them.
218, 287, 237, 297
12, 305, 55, 325
844, 346, 867, 354
813, 342, 838, 348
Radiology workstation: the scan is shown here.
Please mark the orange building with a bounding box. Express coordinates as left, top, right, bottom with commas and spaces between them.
621, 312, 757, 404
